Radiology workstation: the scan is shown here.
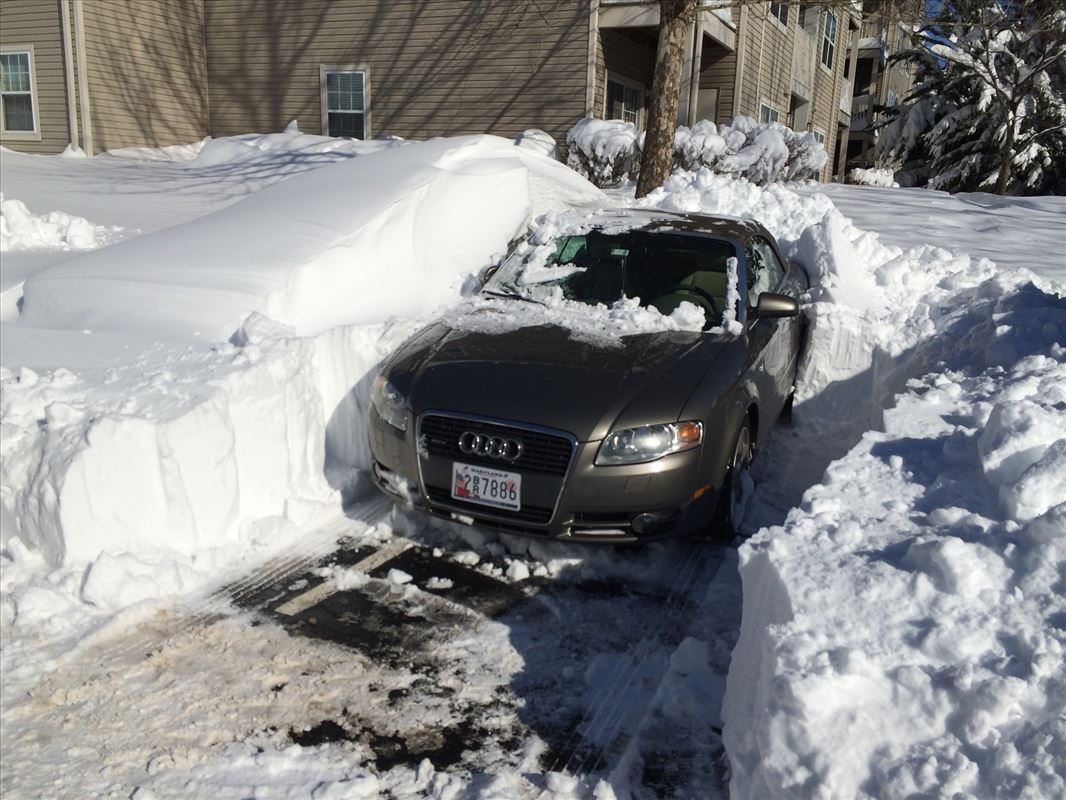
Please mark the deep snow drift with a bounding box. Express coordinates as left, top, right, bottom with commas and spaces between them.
2, 130, 1064, 799
18, 136, 601, 340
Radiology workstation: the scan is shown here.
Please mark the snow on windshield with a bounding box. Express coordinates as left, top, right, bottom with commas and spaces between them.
450, 211, 755, 342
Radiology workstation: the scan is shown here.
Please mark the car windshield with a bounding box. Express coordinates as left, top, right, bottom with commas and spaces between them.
486, 228, 739, 326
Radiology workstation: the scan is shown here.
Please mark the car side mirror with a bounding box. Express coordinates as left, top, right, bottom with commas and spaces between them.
751, 292, 799, 319
479, 263, 501, 285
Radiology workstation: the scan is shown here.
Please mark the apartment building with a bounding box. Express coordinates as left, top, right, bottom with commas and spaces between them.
844, 9, 916, 169
2, 0, 859, 182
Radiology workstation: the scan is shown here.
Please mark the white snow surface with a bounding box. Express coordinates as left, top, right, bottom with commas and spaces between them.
1, 131, 1064, 800
17, 135, 601, 340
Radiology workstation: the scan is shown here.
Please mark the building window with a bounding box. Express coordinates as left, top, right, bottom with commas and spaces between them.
769, 2, 789, 27
822, 11, 838, 68
322, 67, 367, 139
606, 75, 645, 127
0, 48, 38, 136
812, 130, 826, 145
759, 103, 780, 124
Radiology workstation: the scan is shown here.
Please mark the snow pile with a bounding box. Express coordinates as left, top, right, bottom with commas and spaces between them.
18, 135, 604, 340
187, 127, 402, 169
566, 116, 827, 188
848, 166, 900, 187
514, 128, 560, 160
2, 135, 603, 580
725, 301, 1065, 798
0, 194, 116, 252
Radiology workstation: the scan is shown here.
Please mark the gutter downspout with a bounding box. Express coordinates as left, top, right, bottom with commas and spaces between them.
71, 0, 93, 155
732, 5, 747, 120
585, 0, 599, 117
58, 0, 79, 150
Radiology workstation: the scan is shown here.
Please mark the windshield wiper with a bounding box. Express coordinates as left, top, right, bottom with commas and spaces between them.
481, 289, 547, 307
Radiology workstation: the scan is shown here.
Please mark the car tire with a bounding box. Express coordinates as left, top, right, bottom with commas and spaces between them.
710, 418, 754, 541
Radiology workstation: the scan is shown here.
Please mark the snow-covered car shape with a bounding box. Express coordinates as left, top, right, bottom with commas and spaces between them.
368, 209, 807, 542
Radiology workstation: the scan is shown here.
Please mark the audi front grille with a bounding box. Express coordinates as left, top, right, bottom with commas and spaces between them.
419, 414, 574, 477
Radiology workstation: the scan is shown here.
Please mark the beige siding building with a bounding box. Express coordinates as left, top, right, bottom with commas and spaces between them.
2, 0, 863, 183
845, 12, 916, 169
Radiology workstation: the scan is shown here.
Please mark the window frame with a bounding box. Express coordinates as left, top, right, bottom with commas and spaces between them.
821, 11, 838, 70
0, 45, 41, 140
320, 64, 370, 140
768, 1, 789, 30
605, 72, 646, 129
811, 129, 826, 145
759, 102, 780, 124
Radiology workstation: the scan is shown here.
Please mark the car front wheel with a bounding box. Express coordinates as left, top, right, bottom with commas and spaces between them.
711, 418, 754, 540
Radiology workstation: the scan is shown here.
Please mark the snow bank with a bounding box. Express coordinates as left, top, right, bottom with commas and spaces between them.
0, 194, 116, 252
0, 316, 414, 572
2, 135, 602, 574
725, 298, 1065, 798
18, 135, 604, 340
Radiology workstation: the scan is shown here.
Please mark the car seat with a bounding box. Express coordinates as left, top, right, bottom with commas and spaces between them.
649, 248, 730, 323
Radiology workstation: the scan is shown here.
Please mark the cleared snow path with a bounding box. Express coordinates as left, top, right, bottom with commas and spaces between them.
0, 496, 741, 800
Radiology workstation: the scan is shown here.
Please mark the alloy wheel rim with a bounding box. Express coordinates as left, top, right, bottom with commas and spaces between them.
729, 426, 752, 524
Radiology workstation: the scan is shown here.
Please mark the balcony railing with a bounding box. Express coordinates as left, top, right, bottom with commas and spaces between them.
851, 94, 872, 130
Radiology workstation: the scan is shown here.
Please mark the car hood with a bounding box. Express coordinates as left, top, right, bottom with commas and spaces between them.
387, 322, 733, 441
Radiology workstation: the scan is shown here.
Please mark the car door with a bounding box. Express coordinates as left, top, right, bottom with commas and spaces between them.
744, 236, 796, 420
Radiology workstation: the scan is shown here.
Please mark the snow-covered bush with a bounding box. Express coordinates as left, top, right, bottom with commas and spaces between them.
565, 117, 642, 187
848, 167, 900, 187
566, 116, 828, 188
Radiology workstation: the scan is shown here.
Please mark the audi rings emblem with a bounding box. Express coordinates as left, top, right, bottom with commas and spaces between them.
458, 431, 524, 462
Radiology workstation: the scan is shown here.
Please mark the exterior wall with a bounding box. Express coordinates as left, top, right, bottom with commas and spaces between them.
593, 26, 656, 122
735, 2, 848, 181
735, 4, 796, 126
698, 44, 735, 125
205, 0, 589, 146
0, 0, 70, 154
809, 10, 846, 180
80, 0, 208, 152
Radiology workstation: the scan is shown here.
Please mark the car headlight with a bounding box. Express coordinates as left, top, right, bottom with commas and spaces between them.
595, 421, 703, 465
371, 374, 407, 432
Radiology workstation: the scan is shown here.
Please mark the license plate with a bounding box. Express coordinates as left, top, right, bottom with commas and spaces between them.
451, 461, 521, 511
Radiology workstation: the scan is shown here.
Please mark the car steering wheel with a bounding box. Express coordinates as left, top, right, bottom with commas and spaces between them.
659, 284, 719, 316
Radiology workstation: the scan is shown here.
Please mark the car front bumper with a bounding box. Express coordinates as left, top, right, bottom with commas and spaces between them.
368, 407, 719, 543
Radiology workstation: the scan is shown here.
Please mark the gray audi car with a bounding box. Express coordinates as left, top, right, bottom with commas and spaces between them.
368, 209, 807, 542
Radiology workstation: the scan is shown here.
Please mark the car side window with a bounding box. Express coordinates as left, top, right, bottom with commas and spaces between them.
745, 237, 786, 306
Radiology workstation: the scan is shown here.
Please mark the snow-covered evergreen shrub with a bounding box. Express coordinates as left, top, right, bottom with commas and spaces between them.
879, 0, 1066, 195
565, 118, 642, 187
848, 167, 900, 187
566, 116, 828, 188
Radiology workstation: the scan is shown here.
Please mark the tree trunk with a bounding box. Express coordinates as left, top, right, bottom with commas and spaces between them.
635, 0, 696, 199
995, 105, 1017, 195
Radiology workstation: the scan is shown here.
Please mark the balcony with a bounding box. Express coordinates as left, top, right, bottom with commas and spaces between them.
851, 94, 872, 131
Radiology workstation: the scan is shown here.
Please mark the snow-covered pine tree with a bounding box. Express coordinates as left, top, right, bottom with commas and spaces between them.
879, 0, 1066, 195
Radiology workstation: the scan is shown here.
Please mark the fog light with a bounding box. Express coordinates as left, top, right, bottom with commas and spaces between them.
632, 513, 660, 534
